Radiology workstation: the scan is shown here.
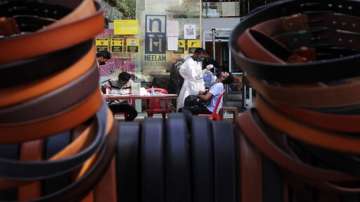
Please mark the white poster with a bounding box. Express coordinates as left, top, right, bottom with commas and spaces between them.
167, 36, 179, 51
167, 20, 179, 37
184, 24, 196, 39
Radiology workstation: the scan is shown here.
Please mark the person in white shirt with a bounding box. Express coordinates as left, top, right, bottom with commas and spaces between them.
182, 71, 234, 115
177, 48, 208, 111
101, 72, 138, 121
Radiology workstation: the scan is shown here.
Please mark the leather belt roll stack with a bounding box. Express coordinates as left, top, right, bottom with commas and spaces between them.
0, 0, 117, 201
231, 0, 360, 201
116, 114, 237, 202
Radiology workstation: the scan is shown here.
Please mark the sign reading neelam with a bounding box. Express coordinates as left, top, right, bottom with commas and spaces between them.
145, 15, 167, 62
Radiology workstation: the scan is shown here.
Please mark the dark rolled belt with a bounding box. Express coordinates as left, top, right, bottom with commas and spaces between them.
0, 0, 71, 34
0, 40, 93, 88
0, 1, 71, 20
191, 116, 214, 202
212, 121, 237, 202
0, 64, 98, 124
231, 0, 360, 83
116, 122, 140, 202
141, 118, 165, 202
165, 114, 191, 202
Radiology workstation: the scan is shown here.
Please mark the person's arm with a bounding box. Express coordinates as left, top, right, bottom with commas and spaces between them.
198, 91, 212, 101
199, 83, 223, 101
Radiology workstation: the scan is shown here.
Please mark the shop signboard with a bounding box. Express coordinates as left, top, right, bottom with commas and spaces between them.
145, 15, 167, 64
114, 20, 138, 35
187, 39, 201, 53
96, 38, 110, 52
126, 38, 140, 53
111, 38, 124, 52
174, 39, 186, 54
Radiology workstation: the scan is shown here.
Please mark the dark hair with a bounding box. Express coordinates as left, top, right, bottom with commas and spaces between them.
194, 48, 205, 55
96, 50, 111, 59
118, 72, 131, 83
221, 72, 234, 84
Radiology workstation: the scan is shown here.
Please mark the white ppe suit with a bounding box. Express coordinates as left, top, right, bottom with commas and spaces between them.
176, 57, 205, 110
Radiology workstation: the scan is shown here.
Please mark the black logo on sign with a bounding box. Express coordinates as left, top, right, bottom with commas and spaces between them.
145, 15, 166, 54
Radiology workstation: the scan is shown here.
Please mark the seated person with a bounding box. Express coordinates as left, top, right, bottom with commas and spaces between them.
182, 71, 234, 115
102, 72, 138, 121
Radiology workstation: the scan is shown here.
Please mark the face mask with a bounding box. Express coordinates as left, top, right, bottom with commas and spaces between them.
195, 56, 205, 62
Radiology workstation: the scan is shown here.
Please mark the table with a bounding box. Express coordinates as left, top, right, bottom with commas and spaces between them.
104, 94, 178, 117
104, 94, 178, 101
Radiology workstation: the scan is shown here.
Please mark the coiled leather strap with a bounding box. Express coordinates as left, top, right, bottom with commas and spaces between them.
0, 0, 103, 64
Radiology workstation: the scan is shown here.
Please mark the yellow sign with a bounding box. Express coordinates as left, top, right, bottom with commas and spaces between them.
187, 39, 201, 53
187, 40, 201, 48
96, 39, 110, 51
111, 38, 124, 52
126, 38, 140, 52
175, 40, 186, 54
114, 20, 138, 35
179, 40, 186, 48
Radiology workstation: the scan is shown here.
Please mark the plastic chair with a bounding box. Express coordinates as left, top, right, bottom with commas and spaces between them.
145, 88, 173, 118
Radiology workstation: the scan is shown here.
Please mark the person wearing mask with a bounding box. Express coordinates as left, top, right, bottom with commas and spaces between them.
176, 48, 207, 111
102, 72, 138, 121
182, 71, 234, 115
96, 50, 111, 65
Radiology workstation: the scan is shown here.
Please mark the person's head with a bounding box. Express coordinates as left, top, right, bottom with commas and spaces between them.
217, 71, 234, 84
118, 72, 131, 83
96, 50, 111, 65
192, 48, 208, 62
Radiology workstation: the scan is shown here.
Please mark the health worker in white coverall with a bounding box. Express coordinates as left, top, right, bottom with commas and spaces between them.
177, 48, 208, 110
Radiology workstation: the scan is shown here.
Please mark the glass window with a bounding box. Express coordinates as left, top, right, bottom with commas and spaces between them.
202, 2, 240, 18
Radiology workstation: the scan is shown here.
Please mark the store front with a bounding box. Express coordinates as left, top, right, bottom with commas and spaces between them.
97, 0, 202, 88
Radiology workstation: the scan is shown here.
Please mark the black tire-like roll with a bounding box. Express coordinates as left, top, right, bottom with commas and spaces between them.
165, 114, 191, 202
116, 122, 140, 202
141, 118, 165, 202
191, 116, 214, 202
212, 121, 237, 202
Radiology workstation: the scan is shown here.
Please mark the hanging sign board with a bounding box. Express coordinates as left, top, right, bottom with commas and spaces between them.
96, 39, 110, 52
174, 39, 186, 54
111, 38, 124, 52
114, 20, 138, 35
126, 38, 140, 53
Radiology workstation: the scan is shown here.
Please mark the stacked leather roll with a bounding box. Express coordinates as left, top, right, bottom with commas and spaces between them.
0, 0, 118, 201
116, 114, 237, 202
231, 0, 360, 201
